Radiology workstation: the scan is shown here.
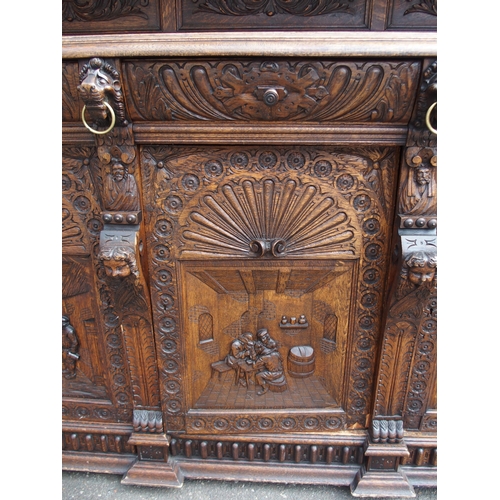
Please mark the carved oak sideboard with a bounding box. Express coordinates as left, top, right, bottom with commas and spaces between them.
62, 2, 437, 497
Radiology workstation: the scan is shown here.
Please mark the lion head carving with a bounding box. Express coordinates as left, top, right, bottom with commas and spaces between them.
78, 57, 127, 127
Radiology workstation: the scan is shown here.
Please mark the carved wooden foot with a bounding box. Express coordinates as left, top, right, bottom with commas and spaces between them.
351, 464, 415, 498
121, 456, 184, 488
257, 385, 269, 395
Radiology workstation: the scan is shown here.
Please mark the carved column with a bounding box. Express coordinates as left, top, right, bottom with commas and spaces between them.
77, 58, 175, 475
351, 59, 437, 497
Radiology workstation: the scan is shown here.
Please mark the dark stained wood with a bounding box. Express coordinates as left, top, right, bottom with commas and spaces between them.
62, 0, 161, 34
62, 4, 437, 495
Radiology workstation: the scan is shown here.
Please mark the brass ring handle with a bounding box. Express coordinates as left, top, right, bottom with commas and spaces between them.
425, 102, 437, 135
81, 101, 116, 135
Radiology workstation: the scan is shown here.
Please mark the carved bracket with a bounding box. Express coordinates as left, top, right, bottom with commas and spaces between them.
99, 225, 141, 281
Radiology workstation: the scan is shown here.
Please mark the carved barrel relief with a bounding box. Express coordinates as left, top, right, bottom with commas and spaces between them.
140, 144, 399, 432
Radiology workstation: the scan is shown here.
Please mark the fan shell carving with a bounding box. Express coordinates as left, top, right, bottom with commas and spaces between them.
181, 178, 359, 258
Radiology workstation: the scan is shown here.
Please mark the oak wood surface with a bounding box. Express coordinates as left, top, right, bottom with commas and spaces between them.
62, 3, 437, 494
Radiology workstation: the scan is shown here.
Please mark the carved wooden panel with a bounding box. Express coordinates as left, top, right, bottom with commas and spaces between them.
140, 144, 399, 432
178, 0, 371, 31
63, 61, 83, 123
63, 146, 134, 421
122, 59, 421, 124
387, 0, 437, 31
62, 0, 161, 34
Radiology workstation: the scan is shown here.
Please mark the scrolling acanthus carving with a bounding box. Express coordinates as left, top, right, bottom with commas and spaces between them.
404, 0, 437, 16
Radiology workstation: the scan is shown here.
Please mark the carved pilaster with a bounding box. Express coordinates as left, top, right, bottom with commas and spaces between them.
77, 58, 161, 414
353, 59, 437, 496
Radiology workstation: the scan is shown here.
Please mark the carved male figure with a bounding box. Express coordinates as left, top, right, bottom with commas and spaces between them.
400, 164, 436, 216
253, 344, 288, 395
62, 316, 79, 379
225, 332, 255, 386
104, 162, 140, 212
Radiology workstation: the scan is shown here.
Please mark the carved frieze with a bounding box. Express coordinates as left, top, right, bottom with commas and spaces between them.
123, 60, 420, 123
62, 430, 135, 454
62, 0, 160, 33
170, 436, 364, 465
180, 0, 368, 30
63, 0, 151, 23
387, 0, 437, 30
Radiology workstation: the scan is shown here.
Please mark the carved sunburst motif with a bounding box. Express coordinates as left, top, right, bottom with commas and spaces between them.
181, 178, 358, 258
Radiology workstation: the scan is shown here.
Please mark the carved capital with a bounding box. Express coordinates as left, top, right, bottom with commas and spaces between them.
132, 410, 164, 434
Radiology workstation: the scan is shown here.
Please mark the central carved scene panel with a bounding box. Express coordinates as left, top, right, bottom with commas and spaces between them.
141, 144, 399, 432
183, 259, 354, 411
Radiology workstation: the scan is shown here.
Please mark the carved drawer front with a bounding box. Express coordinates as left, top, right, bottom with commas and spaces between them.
141, 144, 400, 434
122, 59, 421, 124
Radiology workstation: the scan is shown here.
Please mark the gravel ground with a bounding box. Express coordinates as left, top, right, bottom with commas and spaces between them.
62, 471, 437, 500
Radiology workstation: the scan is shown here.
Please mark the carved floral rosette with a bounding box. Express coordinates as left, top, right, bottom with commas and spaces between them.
63, 147, 135, 421
141, 145, 398, 431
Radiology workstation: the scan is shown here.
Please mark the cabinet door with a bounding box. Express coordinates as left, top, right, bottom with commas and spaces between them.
139, 143, 400, 434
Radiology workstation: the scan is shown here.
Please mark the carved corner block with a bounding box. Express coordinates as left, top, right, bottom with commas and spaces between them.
124, 411, 183, 488
351, 419, 414, 498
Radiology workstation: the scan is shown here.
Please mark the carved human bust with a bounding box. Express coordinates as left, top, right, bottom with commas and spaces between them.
404, 251, 437, 287
99, 245, 139, 280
